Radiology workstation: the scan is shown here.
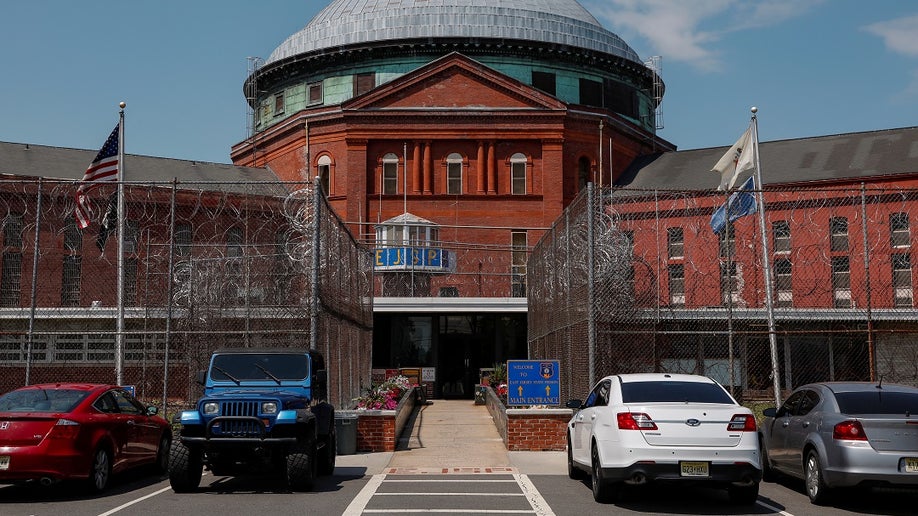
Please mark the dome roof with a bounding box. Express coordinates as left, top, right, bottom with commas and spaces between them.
266, 0, 642, 65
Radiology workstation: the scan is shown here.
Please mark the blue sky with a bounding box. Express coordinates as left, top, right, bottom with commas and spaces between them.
1, 1, 915, 164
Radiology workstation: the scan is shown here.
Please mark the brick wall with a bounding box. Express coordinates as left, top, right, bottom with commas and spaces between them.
483, 385, 571, 451
353, 387, 418, 452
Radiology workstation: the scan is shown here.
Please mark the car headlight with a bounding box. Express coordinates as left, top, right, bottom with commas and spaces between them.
261, 402, 278, 414
203, 402, 219, 415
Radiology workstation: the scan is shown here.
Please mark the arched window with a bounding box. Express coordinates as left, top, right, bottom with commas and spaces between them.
446, 153, 463, 195
317, 155, 332, 195
510, 153, 527, 195
382, 153, 399, 195
578, 156, 592, 190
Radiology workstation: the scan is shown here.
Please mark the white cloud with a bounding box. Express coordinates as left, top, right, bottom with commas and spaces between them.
584, 0, 823, 71
863, 15, 918, 58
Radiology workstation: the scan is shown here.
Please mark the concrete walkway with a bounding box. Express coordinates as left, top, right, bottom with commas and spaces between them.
336, 399, 566, 475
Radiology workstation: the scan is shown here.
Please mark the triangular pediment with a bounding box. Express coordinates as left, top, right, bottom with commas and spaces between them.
344, 52, 567, 111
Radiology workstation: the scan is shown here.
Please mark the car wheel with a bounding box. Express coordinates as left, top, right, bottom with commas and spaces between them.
87, 447, 112, 492
759, 437, 775, 482
804, 450, 832, 505
590, 442, 619, 503
155, 433, 171, 474
317, 427, 336, 476
285, 440, 317, 491
567, 434, 585, 480
168, 440, 203, 493
728, 481, 760, 505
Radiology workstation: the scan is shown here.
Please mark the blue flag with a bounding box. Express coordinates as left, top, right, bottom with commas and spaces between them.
711, 176, 756, 234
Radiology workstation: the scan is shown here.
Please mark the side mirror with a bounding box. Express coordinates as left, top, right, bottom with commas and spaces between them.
195, 370, 206, 386
565, 399, 583, 410
762, 407, 777, 418
146, 405, 159, 416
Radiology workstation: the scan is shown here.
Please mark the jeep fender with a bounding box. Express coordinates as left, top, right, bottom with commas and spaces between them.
310, 403, 334, 437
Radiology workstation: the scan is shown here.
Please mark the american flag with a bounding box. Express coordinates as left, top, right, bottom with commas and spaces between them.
74, 124, 120, 229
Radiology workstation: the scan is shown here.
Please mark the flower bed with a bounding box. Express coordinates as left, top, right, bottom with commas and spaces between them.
352, 376, 418, 452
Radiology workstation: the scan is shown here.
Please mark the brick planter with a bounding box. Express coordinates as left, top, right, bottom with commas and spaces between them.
353, 386, 418, 452
482, 385, 572, 451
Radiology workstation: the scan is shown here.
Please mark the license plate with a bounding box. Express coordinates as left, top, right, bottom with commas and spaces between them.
0, 456, 9, 470
905, 458, 918, 473
680, 461, 709, 477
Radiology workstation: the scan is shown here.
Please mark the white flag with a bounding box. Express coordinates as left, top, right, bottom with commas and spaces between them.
712, 126, 755, 191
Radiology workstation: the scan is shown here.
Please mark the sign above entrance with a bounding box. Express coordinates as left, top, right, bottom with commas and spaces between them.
507, 360, 560, 406
374, 247, 454, 272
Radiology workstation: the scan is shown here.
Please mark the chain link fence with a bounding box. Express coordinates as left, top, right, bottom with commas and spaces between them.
529, 183, 918, 406
0, 179, 372, 414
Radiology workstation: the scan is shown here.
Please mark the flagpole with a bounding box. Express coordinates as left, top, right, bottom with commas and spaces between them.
750, 106, 782, 407
116, 102, 126, 385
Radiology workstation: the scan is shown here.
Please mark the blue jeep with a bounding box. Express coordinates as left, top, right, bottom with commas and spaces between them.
169, 348, 335, 492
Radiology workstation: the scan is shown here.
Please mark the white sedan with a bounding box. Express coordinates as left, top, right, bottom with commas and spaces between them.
566, 373, 761, 504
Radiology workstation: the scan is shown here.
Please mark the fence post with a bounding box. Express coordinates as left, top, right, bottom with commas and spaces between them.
26, 178, 43, 386
587, 182, 595, 390
860, 184, 875, 381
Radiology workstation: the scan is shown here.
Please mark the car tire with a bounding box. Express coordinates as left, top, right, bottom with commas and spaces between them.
804, 449, 832, 505
590, 442, 619, 503
169, 441, 203, 493
727, 481, 760, 505
87, 447, 112, 492
155, 433, 171, 474
567, 434, 585, 480
317, 427, 336, 476
759, 437, 775, 482
285, 440, 317, 491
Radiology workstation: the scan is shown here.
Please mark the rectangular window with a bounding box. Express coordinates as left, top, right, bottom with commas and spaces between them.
227, 227, 244, 258
830, 217, 848, 252
64, 220, 82, 252
511, 161, 526, 195
273, 92, 284, 116
604, 78, 639, 119
892, 253, 913, 307
3, 213, 23, 248
511, 231, 527, 297
667, 227, 684, 259
353, 73, 375, 97
832, 256, 851, 308
307, 81, 323, 105
720, 261, 739, 306
61, 255, 82, 307
891, 213, 910, 248
447, 161, 462, 195
668, 264, 685, 307
123, 258, 137, 306
719, 223, 736, 257
122, 220, 139, 255
383, 161, 398, 195
531, 71, 556, 96
579, 78, 602, 107
774, 258, 792, 307
174, 223, 192, 257
318, 163, 331, 195
0, 252, 22, 307
773, 220, 790, 253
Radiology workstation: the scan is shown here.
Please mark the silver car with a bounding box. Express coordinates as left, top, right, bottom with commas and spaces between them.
760, 381, 918, 504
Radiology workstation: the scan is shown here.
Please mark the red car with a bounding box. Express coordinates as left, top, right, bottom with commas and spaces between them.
0, 383, 172, 491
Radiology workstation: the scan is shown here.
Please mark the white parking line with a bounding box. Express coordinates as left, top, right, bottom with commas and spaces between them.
756, 499, 795, 516
342, 472, 554, 515
96, 485, 173, 516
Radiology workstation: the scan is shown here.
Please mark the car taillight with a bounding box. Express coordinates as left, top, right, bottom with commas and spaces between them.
727, 414, 757, 432
47, 418, 80, 440
617, 412, 657, 430
833, 420, 867, 441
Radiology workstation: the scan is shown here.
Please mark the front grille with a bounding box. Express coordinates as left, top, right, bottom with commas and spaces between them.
222, 401, 258, 417
213, 401, 264, 437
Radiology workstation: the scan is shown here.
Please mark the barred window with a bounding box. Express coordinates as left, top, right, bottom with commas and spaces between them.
830, 217, 848, 252
61, 255, 81, 307
0, 252, 22, 307
832, 256, 851, 308
668, 264, 685, 307
174, 223, 192, 257
720, 261, 739, 305
891, 213, 910, 248
511, 231, 527, 297
317, 155, 332, 196
227, 227, 244, 258
892, 253, 913, 307
719, 223, 736, 257
307, 81, 323, 105
773, 220, 790, 253
667, 227, 684, 259
3, 213, 23, 248
64, 219, 82, 252
774, 258, 792, 307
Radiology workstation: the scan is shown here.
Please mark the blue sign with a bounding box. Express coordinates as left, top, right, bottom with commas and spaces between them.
507, 360, 560, 406
374, 247, 452, 272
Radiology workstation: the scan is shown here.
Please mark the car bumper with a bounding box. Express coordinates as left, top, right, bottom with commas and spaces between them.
602, 462, 762, 485
0, 449, 88, 482
823, 446, 918, 488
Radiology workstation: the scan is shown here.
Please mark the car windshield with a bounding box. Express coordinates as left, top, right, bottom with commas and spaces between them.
621, 381, 735, 404
210, 353, 309, 381
0, 388, 90, 412
834, 391, 918, 415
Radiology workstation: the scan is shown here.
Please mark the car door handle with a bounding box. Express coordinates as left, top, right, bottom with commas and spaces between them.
576, 415, 583, 422
782, 421, 790, 427
126, 420, 135, 425
801, 422, 809, 427
590, 414, 597, 420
